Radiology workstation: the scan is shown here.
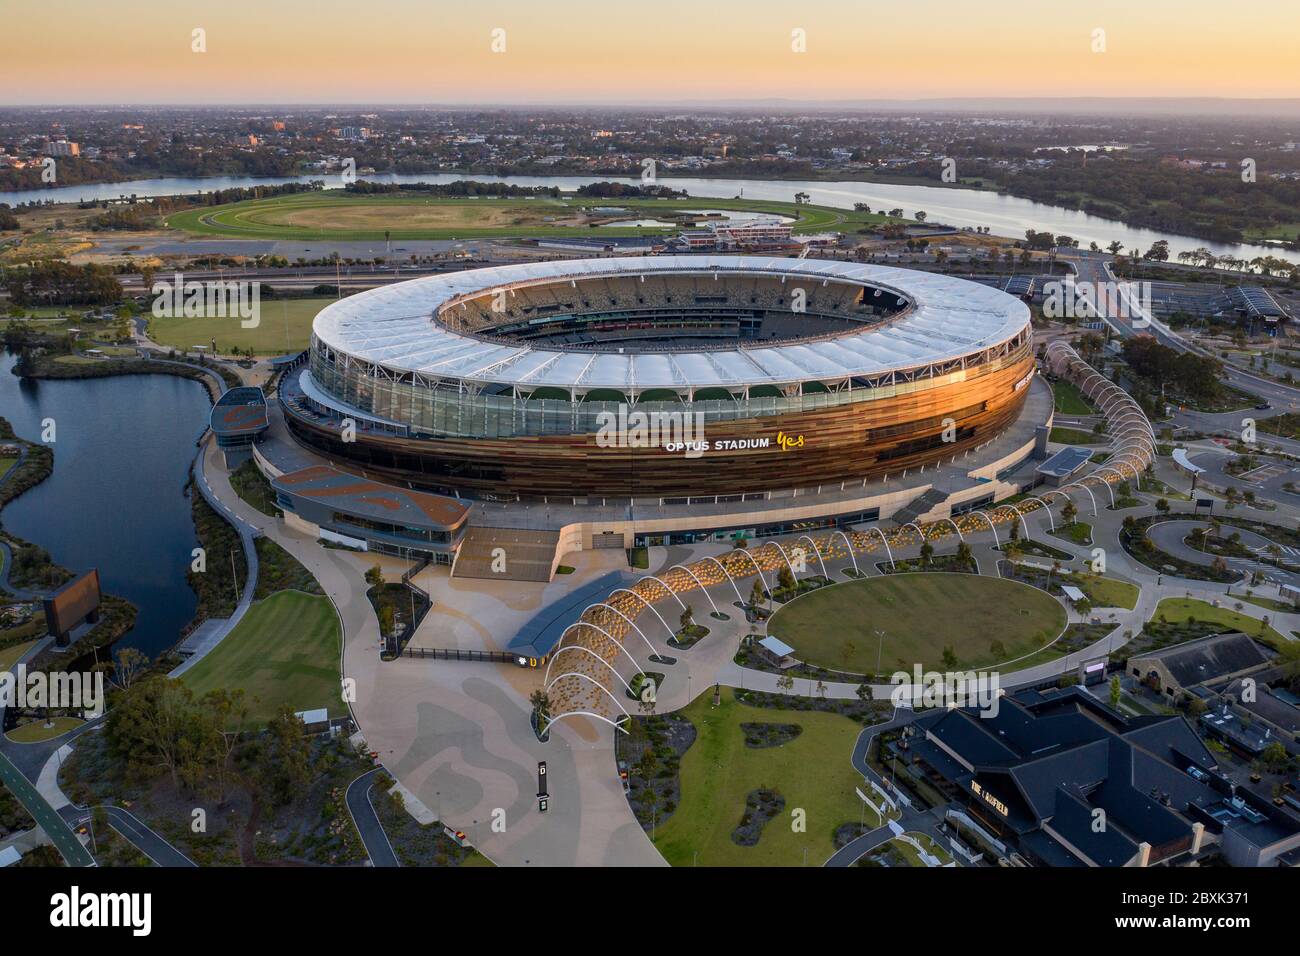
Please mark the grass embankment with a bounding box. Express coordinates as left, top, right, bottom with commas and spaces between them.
181, 590, 342, 726
652, 687, 883, 867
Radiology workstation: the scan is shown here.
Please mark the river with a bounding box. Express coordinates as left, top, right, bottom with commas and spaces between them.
3, 171, 1294, 268
0, 354, 211, 659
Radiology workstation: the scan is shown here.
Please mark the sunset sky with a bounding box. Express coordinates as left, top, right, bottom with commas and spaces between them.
2, 0, 1298, 104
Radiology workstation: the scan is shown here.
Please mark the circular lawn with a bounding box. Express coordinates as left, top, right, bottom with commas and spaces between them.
767, 572, 1067, 674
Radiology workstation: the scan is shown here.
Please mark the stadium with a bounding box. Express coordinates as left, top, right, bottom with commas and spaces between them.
280, 256, 1037, 506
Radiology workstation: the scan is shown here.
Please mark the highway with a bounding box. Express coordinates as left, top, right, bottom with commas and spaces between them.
1062, 251, 1300, 419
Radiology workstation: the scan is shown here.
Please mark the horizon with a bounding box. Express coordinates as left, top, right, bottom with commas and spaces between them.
3, 0, 1297, 106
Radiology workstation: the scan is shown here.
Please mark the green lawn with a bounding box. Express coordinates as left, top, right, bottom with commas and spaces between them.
1239, 594, 1296, 614
181, 590, 343, 725
0, 641, 35, 675
1150, 598, 1286, 648
147, 297, 331, 355
5, 717, 84, 743
0, 457, 17, 481
1049, 426, 1106, 445
1071, 574, 1139, 610
651, 687, 884, 866
1051, 521, 1093, 546
1052, 380, 1096, 415
767, 572, 1067, 674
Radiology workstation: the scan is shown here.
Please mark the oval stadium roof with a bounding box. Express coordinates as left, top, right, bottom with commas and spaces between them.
312, 255, 1031, 391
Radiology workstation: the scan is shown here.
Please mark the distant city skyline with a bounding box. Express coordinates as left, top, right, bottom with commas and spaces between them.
2, 0, 1298, 105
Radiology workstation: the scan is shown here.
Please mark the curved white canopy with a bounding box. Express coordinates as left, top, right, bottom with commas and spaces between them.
313, 255, 1031, 391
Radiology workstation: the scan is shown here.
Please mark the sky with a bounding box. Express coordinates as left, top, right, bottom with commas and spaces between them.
2, 0, 1298, 105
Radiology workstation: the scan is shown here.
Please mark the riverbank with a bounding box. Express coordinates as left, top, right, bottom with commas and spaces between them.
3, 170, 1292, 267
16, 352, 238, 398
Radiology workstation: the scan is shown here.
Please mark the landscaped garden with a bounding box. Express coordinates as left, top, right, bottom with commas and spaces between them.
766, 572, 1067, 675
1149, 597, 1287, 649
648, 687, 888, 866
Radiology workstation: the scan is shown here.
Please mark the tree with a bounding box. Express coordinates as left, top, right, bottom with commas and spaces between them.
1062, 500, 1078, 526
956, 541, 973, 567
197, 688, 248, 802
776, 673, 795, 694
749, 578, 766, 609
777, 565, 796, 593
679, 603, 694, 632
111, 647, 148, 690
253, 707, 312, 808
1155, 497, 1170, 515
364, 564, 385, 588
529, 689, 551, 734
105, 677, 205, 789
919, 541, 935, 565
1109, 675, 1122, 708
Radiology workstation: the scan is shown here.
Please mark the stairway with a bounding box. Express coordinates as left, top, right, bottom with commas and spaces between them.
892, 488, 950, 526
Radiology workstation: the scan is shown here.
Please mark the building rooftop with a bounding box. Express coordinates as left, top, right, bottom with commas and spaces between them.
1132, 632, 1272, 690
271, 465, 470, 530
910, 686, 1282, 866
210, 386, 269, 436
758, 636, 796, 658
311, 255, 1031, 391
1036, 445, 1092, 479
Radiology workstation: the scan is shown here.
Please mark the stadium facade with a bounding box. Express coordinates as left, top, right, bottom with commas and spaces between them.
281, 256, 1036, 501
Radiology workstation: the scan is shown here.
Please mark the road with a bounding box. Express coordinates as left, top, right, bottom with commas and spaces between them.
345, 768, 400, 867
0, 750, 94, 867
1064, 251, 1300, 411
61, 806, 196, 867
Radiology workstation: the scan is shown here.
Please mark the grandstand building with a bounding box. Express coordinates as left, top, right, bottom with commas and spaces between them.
280, 256, 1036, 513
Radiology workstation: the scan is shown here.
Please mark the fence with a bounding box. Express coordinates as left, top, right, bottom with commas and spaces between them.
400, 647, 516, 663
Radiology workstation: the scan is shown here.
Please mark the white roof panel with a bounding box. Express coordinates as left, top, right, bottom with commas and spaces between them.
313, 255, 1030, 391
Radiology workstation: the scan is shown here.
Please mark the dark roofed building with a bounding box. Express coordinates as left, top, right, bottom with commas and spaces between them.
904, 685, 1300, 867
211, 386, 270, 466
1128, 632, 1271, 698
1035, 446, 1092, 485
271, 464, 470, 565
1217, 678, 1300, 744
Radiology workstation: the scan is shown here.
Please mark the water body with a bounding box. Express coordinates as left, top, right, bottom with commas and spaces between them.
2, 171, 1293, 268
0, 353, 211, 658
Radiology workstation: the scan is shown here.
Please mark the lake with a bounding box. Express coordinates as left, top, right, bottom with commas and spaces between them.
0, 354, 212, 659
